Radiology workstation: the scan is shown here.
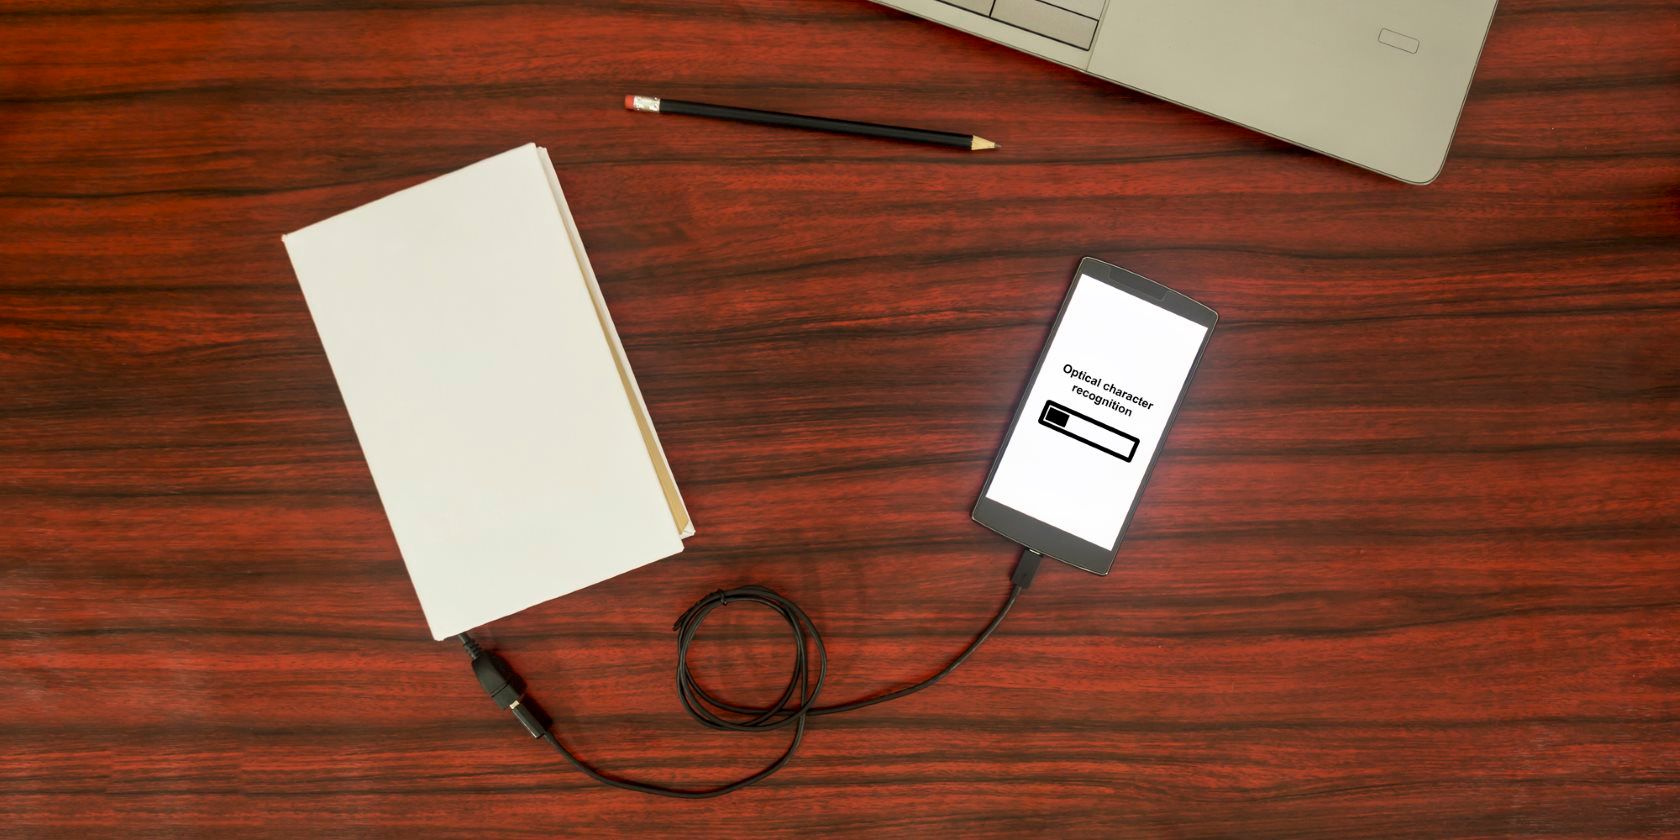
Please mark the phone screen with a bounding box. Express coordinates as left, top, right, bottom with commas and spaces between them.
982, 274, 1211, 550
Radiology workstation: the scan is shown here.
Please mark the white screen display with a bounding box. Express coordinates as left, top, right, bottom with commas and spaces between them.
984, 275, 1209, 549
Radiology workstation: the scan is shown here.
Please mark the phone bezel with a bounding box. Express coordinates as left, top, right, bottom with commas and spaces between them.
971, 257, 1218, 575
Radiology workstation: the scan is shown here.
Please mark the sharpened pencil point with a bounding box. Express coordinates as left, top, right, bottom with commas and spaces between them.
972, 137, 999, 151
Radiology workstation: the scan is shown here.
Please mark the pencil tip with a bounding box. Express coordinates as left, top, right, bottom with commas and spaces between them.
972, 137, 1000, 151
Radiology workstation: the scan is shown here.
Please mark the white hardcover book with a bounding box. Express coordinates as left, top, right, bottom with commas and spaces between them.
283, 144, 692, 640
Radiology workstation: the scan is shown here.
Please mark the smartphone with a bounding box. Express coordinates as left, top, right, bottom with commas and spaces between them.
972, 258, 1217, 574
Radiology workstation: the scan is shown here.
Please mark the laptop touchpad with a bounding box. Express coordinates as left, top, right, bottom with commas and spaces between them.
990, 0, 1099, 50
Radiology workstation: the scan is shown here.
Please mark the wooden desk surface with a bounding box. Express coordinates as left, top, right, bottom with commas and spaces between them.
4, 0, 1678, 835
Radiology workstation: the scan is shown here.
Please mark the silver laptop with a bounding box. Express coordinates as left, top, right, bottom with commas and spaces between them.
870, 0, 1498, 183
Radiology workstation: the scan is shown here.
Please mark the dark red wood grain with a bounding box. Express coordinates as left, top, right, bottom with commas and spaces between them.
3, 0, 1679, 835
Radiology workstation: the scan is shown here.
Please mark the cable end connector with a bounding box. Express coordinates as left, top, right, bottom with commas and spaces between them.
458, 632, 550, 738
1011, 550, 1044, 591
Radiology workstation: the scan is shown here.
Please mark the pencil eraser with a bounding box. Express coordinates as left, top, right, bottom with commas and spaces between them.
623, 95, 635, 111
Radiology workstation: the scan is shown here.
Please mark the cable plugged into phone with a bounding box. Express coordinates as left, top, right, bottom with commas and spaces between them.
454, 548, 1046, 798
1012, 549, 1043, 589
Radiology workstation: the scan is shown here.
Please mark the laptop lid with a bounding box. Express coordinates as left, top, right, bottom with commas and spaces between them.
1087, 0, 1499, 183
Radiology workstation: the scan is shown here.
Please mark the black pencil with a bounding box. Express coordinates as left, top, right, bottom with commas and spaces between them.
624, 95, 998, 151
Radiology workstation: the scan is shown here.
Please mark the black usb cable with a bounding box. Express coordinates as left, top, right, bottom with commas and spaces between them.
456, 548, 1045, 798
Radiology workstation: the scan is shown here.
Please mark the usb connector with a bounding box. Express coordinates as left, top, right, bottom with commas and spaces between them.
458, 633, 550, 738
